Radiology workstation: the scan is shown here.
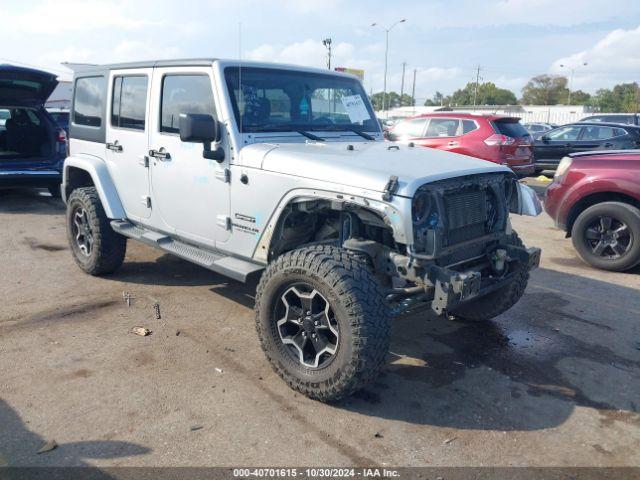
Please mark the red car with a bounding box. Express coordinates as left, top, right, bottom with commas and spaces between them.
545, 151, 640, 271
387, 113, 535, 177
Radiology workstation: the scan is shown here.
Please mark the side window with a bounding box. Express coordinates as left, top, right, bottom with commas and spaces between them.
425, 118, 460, 137
462, 119, 478, 134
581, 126, 617, 141
547, 126, 582, 141
111, 76, 148, 130
161, 75, 215, 134
73, 77, 105, 127
393, 118, 426, 138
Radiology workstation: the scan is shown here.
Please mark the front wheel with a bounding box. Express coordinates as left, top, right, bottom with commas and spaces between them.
66, 186, 127, 275
255, 245, 391, 402
571, 202, 640, 272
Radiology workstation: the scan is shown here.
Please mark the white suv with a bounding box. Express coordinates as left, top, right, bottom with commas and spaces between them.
62, 58, 542, 401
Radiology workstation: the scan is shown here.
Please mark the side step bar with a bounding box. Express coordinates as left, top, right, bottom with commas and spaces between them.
111, 220, 264, 283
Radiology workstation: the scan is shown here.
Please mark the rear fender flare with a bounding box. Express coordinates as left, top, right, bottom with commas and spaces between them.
62, 155, 125, 219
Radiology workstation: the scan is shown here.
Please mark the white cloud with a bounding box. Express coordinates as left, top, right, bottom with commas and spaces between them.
0, 0, 162, 34
247, 39, 359, 70
551, 25, 640, 91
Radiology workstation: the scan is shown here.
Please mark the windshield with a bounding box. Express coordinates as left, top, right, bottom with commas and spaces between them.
224, 67, 379, 134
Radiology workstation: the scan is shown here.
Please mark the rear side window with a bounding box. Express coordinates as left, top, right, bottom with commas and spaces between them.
161, 75, 215, 134
73, 77, 105, 127
462, 119, 478, 134
425, 118, 460, 137
581, 125, 624, 140
492, 120, 529, 138
111, 76, 148, 130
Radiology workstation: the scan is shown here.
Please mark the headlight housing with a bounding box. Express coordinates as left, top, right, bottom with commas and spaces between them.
554, 156, 573, 183
412, 191, 432, 225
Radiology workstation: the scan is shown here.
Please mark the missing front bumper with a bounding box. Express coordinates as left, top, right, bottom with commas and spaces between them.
427, 245, 541, 315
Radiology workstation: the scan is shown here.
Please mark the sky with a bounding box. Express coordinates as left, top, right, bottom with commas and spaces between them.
1, 0, 639, 103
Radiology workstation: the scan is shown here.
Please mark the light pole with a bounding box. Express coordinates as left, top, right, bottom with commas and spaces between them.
322, 38, 332, 70
371, 18, 406, 113
559, 62, 587, 104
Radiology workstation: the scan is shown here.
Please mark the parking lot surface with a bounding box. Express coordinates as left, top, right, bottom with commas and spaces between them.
1, 186, 639, 467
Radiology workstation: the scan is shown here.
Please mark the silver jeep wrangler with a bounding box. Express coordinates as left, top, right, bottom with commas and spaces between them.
62, 58, 541, 401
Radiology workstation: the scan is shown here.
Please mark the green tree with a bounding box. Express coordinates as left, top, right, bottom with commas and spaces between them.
447, 81, 517, 106
370, 91, 414, 110
424, 91, 447, 106
521, 75, 570, 105
570, 90, 591, 105
588, 83, 639, 112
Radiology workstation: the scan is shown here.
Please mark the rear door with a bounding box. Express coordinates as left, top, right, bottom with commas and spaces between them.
418, 117, 462, 152
534, 125, 583, 165
104, 69, 152, 220
574, 125, 625, 153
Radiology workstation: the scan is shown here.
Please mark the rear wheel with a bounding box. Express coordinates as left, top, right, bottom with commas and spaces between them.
66, 187, 127, 275
255, 245, 391, 402
571, 202, 640, 272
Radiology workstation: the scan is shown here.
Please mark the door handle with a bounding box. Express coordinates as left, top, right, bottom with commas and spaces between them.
447, 141, 459, 147
604, 143, 614, 148
106, 141, 123, 152
149, 148, 171, 161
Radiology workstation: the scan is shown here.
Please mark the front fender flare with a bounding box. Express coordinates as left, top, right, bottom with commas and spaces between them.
62, 155, 125, 219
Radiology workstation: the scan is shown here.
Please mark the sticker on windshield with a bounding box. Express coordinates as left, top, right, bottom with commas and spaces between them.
341, 94, 370, 123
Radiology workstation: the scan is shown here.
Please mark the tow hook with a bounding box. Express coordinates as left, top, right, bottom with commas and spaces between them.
491, 249, 508, 273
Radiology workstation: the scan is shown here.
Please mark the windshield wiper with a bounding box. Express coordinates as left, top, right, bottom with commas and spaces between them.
312, 125, 376, 140
246, 124, 325, 141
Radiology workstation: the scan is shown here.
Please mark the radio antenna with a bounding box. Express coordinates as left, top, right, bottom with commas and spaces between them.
238, 21, 243, 136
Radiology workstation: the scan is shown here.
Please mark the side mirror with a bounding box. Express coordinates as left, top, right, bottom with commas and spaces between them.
540, 135, 550, 143
179, 113, 224, 162
509, 182, 542, 216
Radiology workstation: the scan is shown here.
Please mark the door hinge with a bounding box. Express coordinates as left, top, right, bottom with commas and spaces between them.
142, 195, 151, 208
216, 215, 231, 230
215, 168, 230, 183
138, 155, 149, 168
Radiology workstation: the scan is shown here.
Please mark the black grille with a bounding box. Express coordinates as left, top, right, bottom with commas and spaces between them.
444, 189, 488, 245
444, 189, 487, 230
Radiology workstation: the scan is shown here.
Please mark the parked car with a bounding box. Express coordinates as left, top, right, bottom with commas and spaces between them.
545, 150, 640, 271
533, 122, 640, 172
62, 58, 541, 402
580, 113, 639, 126
523, 122, 556, 136
47, 107, 70, 135
0, 64, 67, 196
387, 113, 535, 177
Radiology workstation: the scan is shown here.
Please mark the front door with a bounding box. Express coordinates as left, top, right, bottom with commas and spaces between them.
148, 68, 230, 249
418, 117, 462, 153
105, 69, 152, 219
535, 125, 583, 165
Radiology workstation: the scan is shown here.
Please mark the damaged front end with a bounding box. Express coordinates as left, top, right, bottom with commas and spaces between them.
350, 173, 542, 316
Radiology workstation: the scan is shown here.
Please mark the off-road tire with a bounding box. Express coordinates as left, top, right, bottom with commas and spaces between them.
255, 245, 391, 402
571, 202, 640, 272
452, 232, 529, 321
66, 187, 127, 275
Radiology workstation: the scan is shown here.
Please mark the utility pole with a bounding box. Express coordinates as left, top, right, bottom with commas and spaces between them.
371, 19, 406, 113
472, 65, 481, 108
411, 68, 417, 108
560, 62, 588, 104
400, 61, 407, 106
322, 38, 332, 70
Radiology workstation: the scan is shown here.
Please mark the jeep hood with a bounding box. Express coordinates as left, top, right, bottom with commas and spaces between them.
0, 64, 58, 106
240, 141, 511, 197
